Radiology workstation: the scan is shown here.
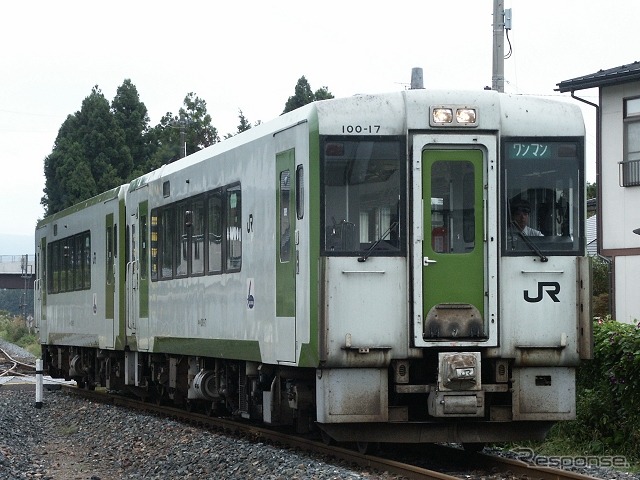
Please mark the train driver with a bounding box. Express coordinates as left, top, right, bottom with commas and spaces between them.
510, 199, 543, 236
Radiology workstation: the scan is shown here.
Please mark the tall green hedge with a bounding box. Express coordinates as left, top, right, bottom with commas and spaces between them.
550, 318, 640, 461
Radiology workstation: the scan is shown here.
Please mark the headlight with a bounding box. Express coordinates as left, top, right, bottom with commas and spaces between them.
456, 108, 477, 124
430, 105, 478, 127
432, 107, 453, 124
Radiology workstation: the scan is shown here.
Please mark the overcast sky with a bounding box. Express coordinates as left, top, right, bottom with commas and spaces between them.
1, 0, 638, 253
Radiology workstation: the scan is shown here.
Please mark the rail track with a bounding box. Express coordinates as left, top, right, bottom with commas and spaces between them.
0, 344, 36, 378
58, 384, 602, 480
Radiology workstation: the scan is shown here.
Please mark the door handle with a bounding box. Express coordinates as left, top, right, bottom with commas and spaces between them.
423, 257, 437, 266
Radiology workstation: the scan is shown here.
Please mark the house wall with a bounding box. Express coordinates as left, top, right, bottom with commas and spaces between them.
600, 83, 640, 323
614, 256, 640, 324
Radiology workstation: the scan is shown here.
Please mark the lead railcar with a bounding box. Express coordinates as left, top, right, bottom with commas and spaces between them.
35, 87, 592, 447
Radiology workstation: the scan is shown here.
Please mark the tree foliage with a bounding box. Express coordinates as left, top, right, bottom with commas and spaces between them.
41, 84, 219, 216
112, 79, 155, 178
224, 109, 258, 139
282, 76, 334, 114
148, 93, 220, 169
237, 109, 252, 133
42, 86, 130, 215
42, 76, 333, 216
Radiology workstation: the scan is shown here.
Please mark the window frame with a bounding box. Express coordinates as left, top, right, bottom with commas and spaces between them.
319, 134, 406, 257
501, 137, 585, 257
620, 96, 640, 187
45, 230, 92, 294
150, 183, 242, 282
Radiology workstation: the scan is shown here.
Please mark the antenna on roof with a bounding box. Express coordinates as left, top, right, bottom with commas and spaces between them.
410, 67, 424, 90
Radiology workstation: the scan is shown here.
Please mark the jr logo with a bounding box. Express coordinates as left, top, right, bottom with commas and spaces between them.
524, 281, 561, 303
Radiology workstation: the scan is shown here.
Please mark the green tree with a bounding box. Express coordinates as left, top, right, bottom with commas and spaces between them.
42, 83, 222, 214
77, 86, 132, 190
282, 76, 334, 114
224, 109, 255, 139
151, 92, 220, 165
112, 79, 155, 178
41, 86, 132, 215
313, 85, 334, 101
237, 109, 252, 133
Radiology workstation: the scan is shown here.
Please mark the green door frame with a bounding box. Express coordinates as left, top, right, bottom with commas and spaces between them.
276, 150, 296, 318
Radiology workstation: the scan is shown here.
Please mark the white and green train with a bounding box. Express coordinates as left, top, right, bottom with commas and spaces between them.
34, 87, 592, 448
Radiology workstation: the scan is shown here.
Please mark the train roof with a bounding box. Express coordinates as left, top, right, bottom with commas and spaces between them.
36, 185, 127, 229
129, 88, 584, 192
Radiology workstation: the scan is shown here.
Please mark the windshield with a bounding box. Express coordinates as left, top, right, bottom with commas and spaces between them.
321, 136, 405, 256
502, 139, 584, 256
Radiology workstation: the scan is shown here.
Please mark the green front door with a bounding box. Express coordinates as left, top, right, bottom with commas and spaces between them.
422, 149, 485, 339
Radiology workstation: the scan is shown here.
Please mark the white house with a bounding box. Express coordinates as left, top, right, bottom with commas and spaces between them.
557, 61, 640, 324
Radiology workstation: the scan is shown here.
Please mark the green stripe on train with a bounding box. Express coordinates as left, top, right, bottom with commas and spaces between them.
152, 337, 262, 361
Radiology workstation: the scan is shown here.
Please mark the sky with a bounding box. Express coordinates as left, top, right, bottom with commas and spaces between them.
1, 0, 638, 254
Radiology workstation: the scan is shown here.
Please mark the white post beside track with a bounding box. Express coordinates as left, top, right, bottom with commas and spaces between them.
35, 359, 43, 409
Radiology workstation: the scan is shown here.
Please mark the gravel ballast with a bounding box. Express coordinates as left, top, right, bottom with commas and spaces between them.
0, 386, 402, 480
1, 336, 638, 480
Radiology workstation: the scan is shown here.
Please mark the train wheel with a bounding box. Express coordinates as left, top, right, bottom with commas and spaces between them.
154, 386, 166, 406
356, 441, 378, 455
320, 430, 335, 446
462, 443, 485, 453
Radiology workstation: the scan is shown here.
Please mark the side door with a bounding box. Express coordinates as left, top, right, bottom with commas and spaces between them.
275, 149, 297, 363
105, 213, 116, 348
126, 201, 150, 351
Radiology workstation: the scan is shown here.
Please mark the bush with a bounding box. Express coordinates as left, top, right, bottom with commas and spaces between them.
0, 313, 40, 357
0, 314, 30, 343
545, 317, 640, 462
593, 293, 610, 318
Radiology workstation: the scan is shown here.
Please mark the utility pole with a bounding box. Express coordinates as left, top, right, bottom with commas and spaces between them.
20, 254, 32, 329
169, 115, 190, 161
176, 115, 190, 159
492, 0, 506, 92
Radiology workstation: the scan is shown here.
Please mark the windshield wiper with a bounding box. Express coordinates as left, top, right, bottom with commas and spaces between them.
358, 221, 399, 262
512, 222, 548, 262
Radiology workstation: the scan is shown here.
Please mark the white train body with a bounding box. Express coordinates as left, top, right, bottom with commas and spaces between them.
35, 88, 591, 444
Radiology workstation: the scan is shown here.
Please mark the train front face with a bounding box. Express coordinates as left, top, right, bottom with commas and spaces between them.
315, 91, 591, 443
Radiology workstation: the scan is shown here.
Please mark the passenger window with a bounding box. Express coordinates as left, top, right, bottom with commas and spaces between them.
191, 199, 205, 275
296, 165, 304, 220
176, 203, 188, 277
226, 186, 242, 272
140, 215, 147, 280
160, 209, 174, 279
280, 170, 291, 263
430, 160, 475, 254
150, 212, 159, 280
208, 193, 223, 274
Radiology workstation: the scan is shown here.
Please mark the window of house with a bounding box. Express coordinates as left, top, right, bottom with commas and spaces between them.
621, 96, 640, 187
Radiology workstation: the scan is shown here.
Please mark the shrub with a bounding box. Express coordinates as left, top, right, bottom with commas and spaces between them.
0, 313, 40, 357
546, 317, 640, 462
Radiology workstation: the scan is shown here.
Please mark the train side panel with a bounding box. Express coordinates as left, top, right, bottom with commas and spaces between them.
129, 113, 317, 367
